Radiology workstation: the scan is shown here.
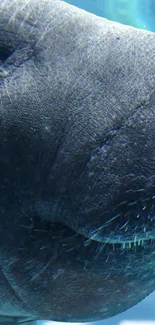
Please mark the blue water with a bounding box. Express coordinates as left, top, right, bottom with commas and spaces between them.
64, 0, 155, 32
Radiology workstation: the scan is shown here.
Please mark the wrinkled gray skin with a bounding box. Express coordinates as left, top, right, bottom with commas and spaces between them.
0, 0, 155, 324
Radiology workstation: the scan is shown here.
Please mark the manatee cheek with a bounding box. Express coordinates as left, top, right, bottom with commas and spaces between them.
37, 165, 155, 248
37, 156, 155, 247
59, 104, 155, 246
66, 173, 155, 246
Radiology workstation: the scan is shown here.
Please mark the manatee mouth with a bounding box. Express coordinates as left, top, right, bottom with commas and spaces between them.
38, 186, 155, 251
69, 200, 155, 250
83, 229, 155, 250
53, 218, 155, 255
76, 221, 155, 251
64, 172, 155, 250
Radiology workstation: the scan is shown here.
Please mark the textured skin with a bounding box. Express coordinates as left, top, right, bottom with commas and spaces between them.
0, 0, 155, 323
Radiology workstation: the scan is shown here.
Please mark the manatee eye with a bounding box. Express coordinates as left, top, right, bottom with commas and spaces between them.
0, 46, 13, 63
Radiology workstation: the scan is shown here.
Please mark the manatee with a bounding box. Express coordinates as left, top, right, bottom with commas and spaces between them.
0, 0, 155, 323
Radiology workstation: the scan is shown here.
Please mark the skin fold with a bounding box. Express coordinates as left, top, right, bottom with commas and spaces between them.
0, 0, 155, 323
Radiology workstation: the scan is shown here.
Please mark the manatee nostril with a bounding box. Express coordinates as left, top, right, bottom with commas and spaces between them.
0, 46, 13, 63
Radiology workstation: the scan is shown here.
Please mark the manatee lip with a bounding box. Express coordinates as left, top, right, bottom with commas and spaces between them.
78, 222, 155, 249
83, 232, 155, 250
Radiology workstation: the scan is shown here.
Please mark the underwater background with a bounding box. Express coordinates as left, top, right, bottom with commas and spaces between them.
64, 0, 155, 32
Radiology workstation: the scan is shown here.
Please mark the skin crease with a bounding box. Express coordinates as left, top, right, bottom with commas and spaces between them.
0, 0, 155, 323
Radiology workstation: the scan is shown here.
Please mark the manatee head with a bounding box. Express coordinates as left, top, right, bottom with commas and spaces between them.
0, 0, 155, 323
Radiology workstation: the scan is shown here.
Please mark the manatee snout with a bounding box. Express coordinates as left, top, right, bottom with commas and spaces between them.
58, 92, 155, 246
